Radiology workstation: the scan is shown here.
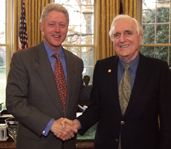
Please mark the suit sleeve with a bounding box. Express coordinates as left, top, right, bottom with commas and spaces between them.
158, 61, 171, 148
6, 52, 52, 136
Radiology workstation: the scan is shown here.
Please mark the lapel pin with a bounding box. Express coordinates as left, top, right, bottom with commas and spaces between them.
108, 69, 111, 73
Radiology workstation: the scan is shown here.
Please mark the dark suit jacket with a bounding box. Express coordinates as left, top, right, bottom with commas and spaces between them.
78, 53, 171, 149
6, 41, 83, 149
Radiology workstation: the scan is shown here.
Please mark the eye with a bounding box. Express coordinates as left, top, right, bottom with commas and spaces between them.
114, 33, 120, 39
48, 23, 55, 27
124, 31, 132, 36
59, 23, 66, 28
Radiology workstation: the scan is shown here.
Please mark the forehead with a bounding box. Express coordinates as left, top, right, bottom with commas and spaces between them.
46, 10, 67, 21
113, 18, 136, 33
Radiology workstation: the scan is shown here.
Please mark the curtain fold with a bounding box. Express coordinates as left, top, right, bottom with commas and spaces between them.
121, 0, 137, 18
14, 0, 52, 52
96, 0, 120, 60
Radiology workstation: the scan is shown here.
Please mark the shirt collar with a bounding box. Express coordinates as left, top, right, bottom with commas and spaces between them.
118, 53, 139, 73
43, 39, 64, 59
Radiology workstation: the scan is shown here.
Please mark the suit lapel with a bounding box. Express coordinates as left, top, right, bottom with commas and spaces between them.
106, 56, 122, 117
34, 42, 64, 116
63, 50, 77, 115
124, 54, 152, 117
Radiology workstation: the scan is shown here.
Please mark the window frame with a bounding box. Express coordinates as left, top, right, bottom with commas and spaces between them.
137, 0, 171, 70
0, 0, 13, 109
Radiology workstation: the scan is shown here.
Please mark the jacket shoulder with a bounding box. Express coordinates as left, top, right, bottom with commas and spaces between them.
140, 53, 168, 67
96, 55, 118, 66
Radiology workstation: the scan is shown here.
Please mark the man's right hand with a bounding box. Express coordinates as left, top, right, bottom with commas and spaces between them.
50, 118, 78, 141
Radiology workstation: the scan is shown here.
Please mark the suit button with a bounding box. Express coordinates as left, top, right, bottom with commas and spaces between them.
121, 121, 125, 125
115, 139, 119, 142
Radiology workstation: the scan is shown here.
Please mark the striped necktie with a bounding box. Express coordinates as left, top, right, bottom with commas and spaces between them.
119, 64, 131, 115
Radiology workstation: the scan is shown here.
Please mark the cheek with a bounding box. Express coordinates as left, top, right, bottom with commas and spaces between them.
132, 40, 140, 49
113, 41, 120, 51
113, 40, 118, 47
62, 29, 68, 35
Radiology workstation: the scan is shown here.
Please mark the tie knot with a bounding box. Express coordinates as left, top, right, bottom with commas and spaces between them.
53, 53, 59, 60
124, 64, 130, 70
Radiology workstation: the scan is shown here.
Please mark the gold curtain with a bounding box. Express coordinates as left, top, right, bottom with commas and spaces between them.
14, 0, 52, 52
96, 0, 120, 60
122, 0, 137, 18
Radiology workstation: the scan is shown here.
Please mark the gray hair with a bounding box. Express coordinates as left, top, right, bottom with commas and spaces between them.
109, 14, 143, 41
40, 2, 69, 25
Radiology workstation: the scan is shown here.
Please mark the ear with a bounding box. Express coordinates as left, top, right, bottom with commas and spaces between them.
40, 22, 44, 32
139, 34, 143, 44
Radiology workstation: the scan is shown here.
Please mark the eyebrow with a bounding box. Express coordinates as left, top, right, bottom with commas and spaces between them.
113, 30, 133, 35
125, 30, 133, 33
113, 31, 120, 35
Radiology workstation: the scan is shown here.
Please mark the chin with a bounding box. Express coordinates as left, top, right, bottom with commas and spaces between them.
118, 52, 129, 57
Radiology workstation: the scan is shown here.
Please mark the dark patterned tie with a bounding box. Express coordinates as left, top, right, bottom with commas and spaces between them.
53, 53, 67, 114
119, 64, 131, 115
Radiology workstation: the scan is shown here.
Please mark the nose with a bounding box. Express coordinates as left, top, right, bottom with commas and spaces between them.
119, 34, 125, 42
55, 24, 60, 32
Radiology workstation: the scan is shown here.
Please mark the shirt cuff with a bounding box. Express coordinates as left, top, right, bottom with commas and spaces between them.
42, 118, 55, 136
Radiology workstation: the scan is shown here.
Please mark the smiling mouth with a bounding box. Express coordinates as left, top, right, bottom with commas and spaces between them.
120, 45, 130, 48
53, 35, 61, 38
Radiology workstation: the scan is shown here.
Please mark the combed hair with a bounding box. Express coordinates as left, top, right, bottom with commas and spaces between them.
109, 14, 143, 41
40, 2, 69, 25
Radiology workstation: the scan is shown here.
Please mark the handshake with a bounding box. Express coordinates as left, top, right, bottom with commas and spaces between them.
50, 118, 81, 141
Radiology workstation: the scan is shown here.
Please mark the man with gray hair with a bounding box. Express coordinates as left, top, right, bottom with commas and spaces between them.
6, 2, 91, 149
62, 14, 171, 149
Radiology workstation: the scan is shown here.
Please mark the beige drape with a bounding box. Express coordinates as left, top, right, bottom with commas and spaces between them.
96, 0, 120, 60
122, 0, 137, 18
14, 0, 52, 52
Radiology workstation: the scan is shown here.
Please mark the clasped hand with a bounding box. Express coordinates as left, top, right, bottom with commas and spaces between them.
50, 118, 81, 141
